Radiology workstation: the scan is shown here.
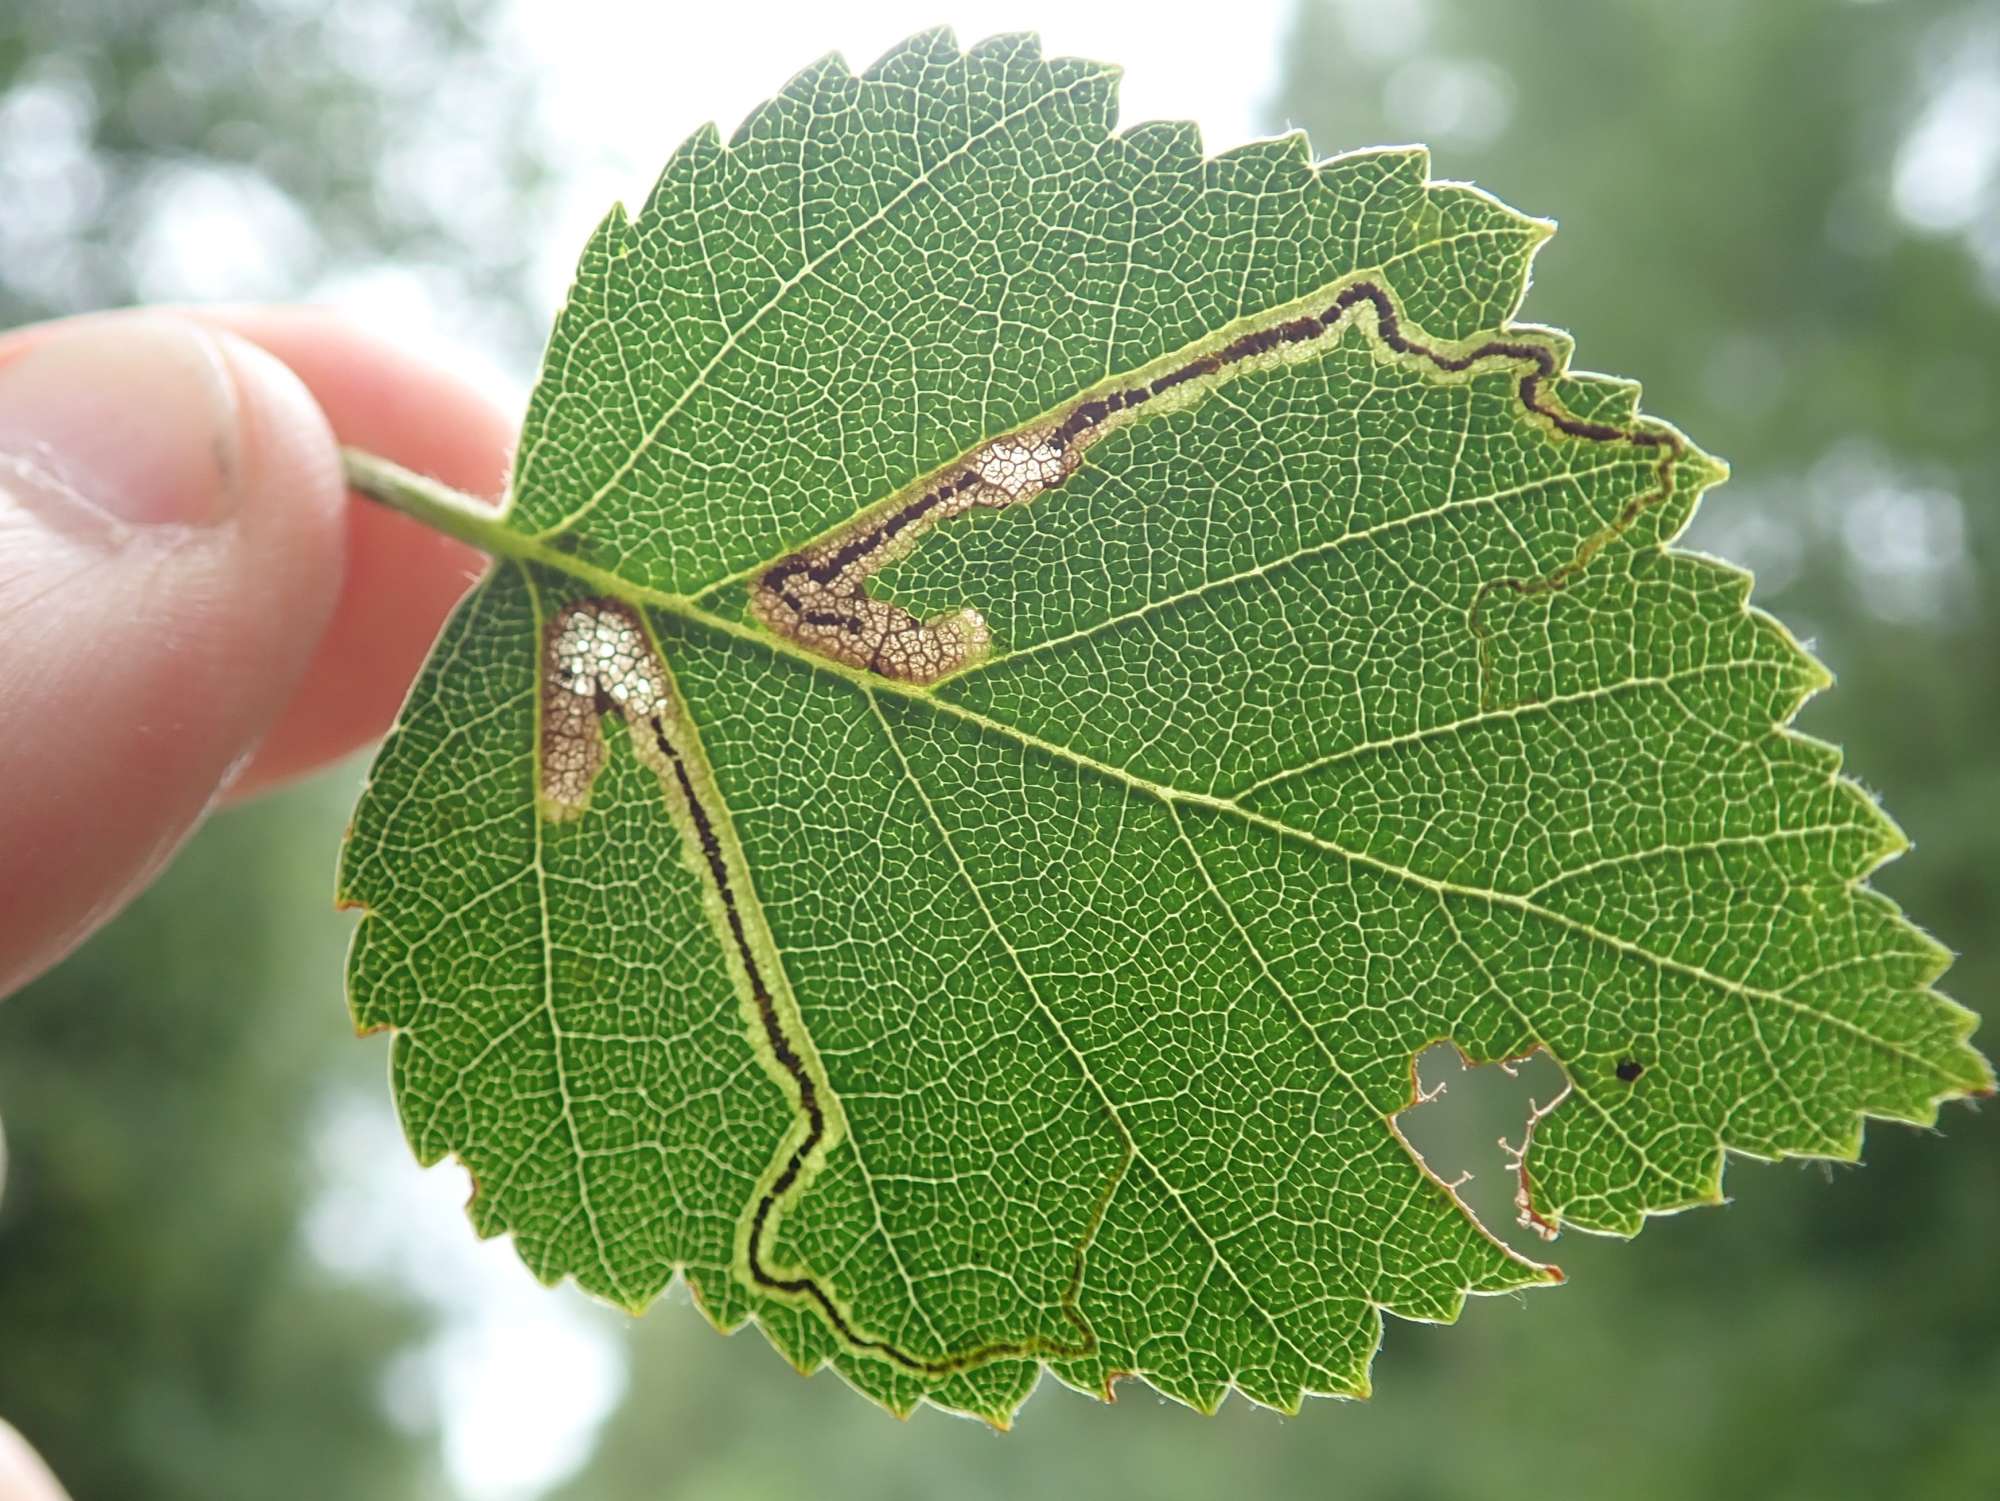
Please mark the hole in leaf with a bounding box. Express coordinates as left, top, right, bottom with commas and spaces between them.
1396, 1042, 1572, 1255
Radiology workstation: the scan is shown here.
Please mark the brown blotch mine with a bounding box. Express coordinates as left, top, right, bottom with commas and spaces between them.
753, 427, 1084, 683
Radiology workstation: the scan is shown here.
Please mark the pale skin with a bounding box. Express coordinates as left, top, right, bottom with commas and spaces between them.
0, 308, 518, 1496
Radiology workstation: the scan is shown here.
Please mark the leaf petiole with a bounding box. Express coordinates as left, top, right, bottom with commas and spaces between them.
341, 447, 531, 563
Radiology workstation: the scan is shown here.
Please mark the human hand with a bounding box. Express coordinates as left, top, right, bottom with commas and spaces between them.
0, 307, 515, 994
0, 309, 515, 1497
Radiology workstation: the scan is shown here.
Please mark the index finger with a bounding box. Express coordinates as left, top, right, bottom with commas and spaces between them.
191, 307, 519, 794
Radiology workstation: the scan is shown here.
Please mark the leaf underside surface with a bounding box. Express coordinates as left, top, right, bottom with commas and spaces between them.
338, 30, 1991, 1423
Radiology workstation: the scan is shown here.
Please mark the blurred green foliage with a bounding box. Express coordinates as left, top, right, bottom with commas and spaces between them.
0, 0, 557, 361
0, 783, 441, 1500
2, 1, 1995, 1498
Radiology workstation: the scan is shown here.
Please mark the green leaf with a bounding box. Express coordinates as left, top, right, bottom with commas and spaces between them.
337, 29, 1991, 1423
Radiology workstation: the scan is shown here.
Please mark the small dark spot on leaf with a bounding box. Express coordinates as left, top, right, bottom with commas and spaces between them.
551, 532, 584, 554
1616, 1059, 1644, 1083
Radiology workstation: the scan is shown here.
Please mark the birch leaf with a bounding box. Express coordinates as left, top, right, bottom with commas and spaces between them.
337, 29, 1991, 1424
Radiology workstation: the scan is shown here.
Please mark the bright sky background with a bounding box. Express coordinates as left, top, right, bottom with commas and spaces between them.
309, 0, 1294, 406
512, 0, 1296, 307
303, 5, 1291, 1499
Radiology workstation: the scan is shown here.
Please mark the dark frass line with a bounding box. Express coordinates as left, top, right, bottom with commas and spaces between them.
756, 278, 1681, 689
646, 708, 1117, 1380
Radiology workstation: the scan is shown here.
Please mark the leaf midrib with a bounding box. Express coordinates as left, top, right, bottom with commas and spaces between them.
675, 596, 1949, 1085
339, 449, 1961, 1093
360, 468, 1947, 1095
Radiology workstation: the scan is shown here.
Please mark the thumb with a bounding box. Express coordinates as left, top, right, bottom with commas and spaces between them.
0, 314, 347, 995
0, 1420, 67, 1501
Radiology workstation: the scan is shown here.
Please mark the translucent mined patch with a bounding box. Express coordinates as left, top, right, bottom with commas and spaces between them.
540, 600, 669, 818
750, 427, 1084, 683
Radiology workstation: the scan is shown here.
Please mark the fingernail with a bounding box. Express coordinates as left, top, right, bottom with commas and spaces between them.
0, 315, 243, 529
